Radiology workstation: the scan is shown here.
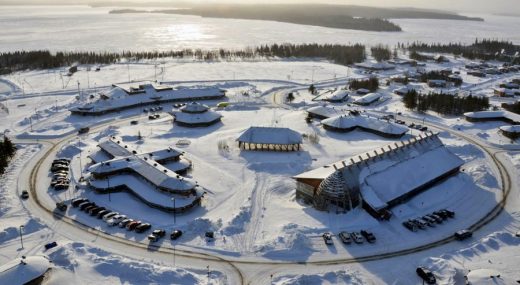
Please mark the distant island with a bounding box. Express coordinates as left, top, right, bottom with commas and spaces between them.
109, 4, 484, 33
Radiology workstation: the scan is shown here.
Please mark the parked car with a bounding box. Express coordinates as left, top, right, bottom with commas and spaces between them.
130, 120, 138, 125
135, 223, 152, 233
350, 232, 364, 244
360, 230, 376, 243
21, 190, 29, 199
83, 204, 97, 213
78, 127, 90, 134
205, 231, 215, 241
148, 229, 166, 242
54, 183, 69, 190
55, 202, 67, 212
416, 267, 436, 284
126, 221, 141, 231
439, 209, 455, 218
102, 212, 119, 221
72, 198, 88, 207
148, 115, 156, 120
403, 221, 418, 232
78, 201, 93, 210
338, 231, 352, 244
454, 230, 472, 241
44, 241, 58, 250
107, 215, 127, 226
96, 210, 111, 219
419, 126, 428, 132
322, 233, 333, 245
119, 219, 134, 228
412, 219, 428, 230
429, 214, 444, 224
422, 216, 436, 226
89, 207, 106, 216
170, 230, 183, 240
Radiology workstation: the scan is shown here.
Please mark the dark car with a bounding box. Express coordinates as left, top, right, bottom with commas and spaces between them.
148, 229, 166, 242
205, 231, 215, 241
89, 207, 106, 216
338, 231, 352, 244
419, 126, 428, 132
416, 267, 436, 284
72, 198, 88, 207
83, 204, 97, 213
52, 165, 69, 172
126, 221, 141, 231
360, 230, 376, 243
44, 241, 58, 250
80, 202, 96, 211
96, 210, 111, 219
78, 201, 93, 210
130, 120, 138, 125
403, 221, 418, 232
170, 230, 183, 240
119, 219, 133, 228
56, 202, 67, 212
429, 214, 444, 224
78, 127, 90, 134
439, 209, 455, 218
148, 115, 156, 120
21, 190, 29, 199
454, 230, 472, 241
54, 183, 69, 190
135, 223, 152, 233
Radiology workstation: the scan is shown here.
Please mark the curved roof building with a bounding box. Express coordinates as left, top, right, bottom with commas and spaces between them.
172, 102, 222, 127
321, 114, 408, 138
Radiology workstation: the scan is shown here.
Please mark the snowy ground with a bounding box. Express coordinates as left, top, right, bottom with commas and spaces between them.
0, 55, 519, 284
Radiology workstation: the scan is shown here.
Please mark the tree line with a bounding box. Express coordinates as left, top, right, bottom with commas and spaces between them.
403, 90, 489, 115
403, 39, 520, 63
0, 44, 366, 75
419, 70, 462, 86
370, 45, 392, 62
349, 77, 379, 92
502, 102, 520, 115
0, 136, 16, 175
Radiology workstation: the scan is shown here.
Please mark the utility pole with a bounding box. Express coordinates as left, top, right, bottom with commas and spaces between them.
127, 63, 131, 82
77, 81, 81, 101
171, 198, 176, 224
108, 176, 111, 202
207, 265, 210, 284
19, 225, 24, 249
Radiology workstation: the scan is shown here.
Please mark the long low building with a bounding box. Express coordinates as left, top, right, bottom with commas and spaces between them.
87, 136, 203, 213
464, 110, 520, 124
0, 256, 53, 285
70, 82, 226, 115
353, 93, 383, 106
316, 89, 350, 102
294, 132, 463, 219
237, 127, 303, 151
321, 113, 409, 138
500, 125, 520, 139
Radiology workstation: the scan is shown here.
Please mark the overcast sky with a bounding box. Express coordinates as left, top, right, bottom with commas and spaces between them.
1, 0, 517, 14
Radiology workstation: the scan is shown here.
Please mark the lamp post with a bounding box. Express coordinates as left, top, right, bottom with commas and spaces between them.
171, 197, 176, 224
19, 225, 24, 249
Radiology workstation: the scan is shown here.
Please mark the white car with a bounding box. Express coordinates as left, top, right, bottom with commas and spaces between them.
107, 215, 126, 226
102, 212, 119, 222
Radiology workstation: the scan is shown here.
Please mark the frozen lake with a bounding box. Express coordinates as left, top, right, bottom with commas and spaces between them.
0, 5, 519, 52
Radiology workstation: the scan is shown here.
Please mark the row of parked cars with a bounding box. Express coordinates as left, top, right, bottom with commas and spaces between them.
71, 198, 183, 242
50, 159, 70, 190
144, 106, 163, 113
402, 209, 455, 232
323, 230, 376, 245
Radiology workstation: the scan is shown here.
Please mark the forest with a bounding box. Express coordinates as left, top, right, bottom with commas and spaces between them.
403, 39, 520, 63
0, 136, 16, 175
0, 44, 366, 75
403, 90, 489, 115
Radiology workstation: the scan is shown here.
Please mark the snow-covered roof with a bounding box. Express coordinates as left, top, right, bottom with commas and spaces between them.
464, 111, 520, 124
70, 83, 225, 114
394, 86, 416, 95
172, 109, 222, 124
306, 106, 345, 119
98, 136, 182, 161
0, 256, 52, 285
180, 102, 210, 113
89, 155, 195, 192
89, 174, 203, 209
321, 114, 408, 136
237, 127, 302, 145
499, 125, 520, 133
318, 89, 350, 102
294, 133, 464, 211
353, 93, 383, 105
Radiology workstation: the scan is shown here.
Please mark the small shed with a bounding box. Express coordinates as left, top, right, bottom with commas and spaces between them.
237, 127, 303, 151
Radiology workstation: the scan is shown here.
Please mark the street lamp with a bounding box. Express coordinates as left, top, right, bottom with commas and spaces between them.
19, 225, 24, 249
171, 197, 176, 224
